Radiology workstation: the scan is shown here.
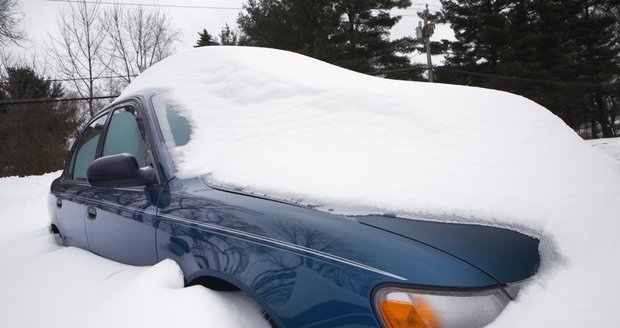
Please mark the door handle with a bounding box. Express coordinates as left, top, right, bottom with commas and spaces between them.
56, 198, 62, 208
87, 206, 97, 220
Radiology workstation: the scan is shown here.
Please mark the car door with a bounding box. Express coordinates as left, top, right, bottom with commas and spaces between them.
55, 113, 110, 249
82, 102, 159, 266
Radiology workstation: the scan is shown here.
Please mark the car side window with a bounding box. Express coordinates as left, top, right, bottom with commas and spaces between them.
164, 105, 191, 147
71, 115, 108, 181
151, 94, 191, 147
102, 107, 147, 167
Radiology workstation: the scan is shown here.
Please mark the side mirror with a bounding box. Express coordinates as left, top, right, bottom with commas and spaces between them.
87, 153, 157, 188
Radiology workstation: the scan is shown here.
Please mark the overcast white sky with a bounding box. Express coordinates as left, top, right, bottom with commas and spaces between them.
10, 0, 451, 70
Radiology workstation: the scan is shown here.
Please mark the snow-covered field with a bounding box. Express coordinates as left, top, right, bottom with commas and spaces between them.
0, 173, 269, 328
589, 137, 620, 163
0, 138, 616, 328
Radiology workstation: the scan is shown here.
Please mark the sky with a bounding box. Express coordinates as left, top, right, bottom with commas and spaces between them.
9, 0, 452, 68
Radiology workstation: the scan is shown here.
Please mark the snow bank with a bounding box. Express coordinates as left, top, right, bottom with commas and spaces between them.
120, 46, 620, 327
0, 173, 268, 328
588, 137, 620, 164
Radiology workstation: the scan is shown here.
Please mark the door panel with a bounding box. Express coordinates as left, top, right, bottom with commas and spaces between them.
56, 114, 109, 247
55, 186, 89, 248
82, 104, 158, 266
84, 187, 158, 265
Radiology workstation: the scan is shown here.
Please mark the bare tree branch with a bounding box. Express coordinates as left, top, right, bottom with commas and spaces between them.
47, 1, 179, 116
102, 4, 180, 87
0, 0, 25, 46
48, 0, 107, 118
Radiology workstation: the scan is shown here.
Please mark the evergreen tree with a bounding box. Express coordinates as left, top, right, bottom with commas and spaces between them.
237, 0, 415, 74
334, 0, 414, 72
439, 0, 620, 137
442, 0, 510, 71
0, 66, 81, 177
195, 28, 219, 47
238, 0, 341, 57
565, 0, 620, 137
219, 23, 239, 45
492, 0, 573, 119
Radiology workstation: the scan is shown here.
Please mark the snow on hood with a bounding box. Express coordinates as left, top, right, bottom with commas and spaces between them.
121, 46, 616, 230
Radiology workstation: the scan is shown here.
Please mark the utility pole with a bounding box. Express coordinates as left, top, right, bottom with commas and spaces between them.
416, 4, 435, 82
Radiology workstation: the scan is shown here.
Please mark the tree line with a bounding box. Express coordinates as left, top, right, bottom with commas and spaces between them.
1, 0, 619, 177
0, 66, 81, 176
197, 0, 422, 80
437, 0, 620, 138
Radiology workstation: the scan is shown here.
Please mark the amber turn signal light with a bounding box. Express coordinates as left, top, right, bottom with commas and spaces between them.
380, 298, 441, 328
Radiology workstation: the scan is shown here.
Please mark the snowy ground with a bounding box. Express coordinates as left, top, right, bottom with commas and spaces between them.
0, 137, 617, 328
588, 137, 620, 163
0, 173, 269, 328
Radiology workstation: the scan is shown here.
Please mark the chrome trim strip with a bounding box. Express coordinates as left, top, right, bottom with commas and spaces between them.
59, 195, 158, 217
158, 213, 407, 281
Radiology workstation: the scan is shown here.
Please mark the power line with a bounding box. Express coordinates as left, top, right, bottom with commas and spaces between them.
0, 95, 119, 106
395, 3, 442, 16
369, 66, 603, 87
0, 74, 137, 84
3, 66, 601, 106
46, 0, 440, 13
46, 0, 242, 10
434, 67, 602, 87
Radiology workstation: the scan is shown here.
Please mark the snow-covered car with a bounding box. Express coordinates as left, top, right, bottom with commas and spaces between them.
49, 47, 542, 328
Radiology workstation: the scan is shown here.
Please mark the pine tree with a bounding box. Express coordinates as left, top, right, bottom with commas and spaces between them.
195, 28, 219, 47
238, 0, 340, 56
237, 0, 414, 73
0, 66, 81, 177
439, 0, 620, 137
332, 0, 413, 72
492, 0, 571, 115
441, 0, 511, 74
565, 0, 620, 137
219, 24, 238, 45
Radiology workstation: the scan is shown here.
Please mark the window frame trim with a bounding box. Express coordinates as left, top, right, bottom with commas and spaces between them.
62, 98, 161, 186
64, 110, 111, 183
100, 105, 149, 167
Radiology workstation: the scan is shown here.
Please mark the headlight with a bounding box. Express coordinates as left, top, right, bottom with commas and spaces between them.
373, 286, 512, 328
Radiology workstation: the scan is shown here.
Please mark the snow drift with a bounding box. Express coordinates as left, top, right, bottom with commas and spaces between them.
0, 173, 269, 328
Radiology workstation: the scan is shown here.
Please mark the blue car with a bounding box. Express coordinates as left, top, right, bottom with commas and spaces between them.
49, 48, 539, 328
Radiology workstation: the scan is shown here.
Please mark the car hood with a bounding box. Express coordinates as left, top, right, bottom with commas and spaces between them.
357, 215, 540, 284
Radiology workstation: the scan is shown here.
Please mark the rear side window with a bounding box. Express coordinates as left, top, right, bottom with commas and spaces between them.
102, 107, 147, 166
71, 115, 108, 181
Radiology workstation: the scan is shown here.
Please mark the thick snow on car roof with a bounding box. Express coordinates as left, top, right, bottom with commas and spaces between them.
121, 46, 615, 228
